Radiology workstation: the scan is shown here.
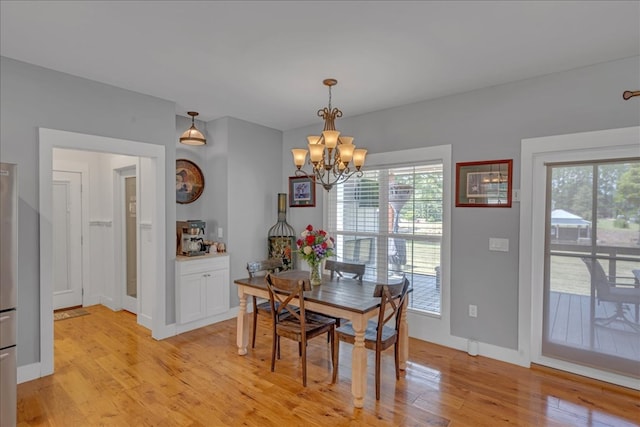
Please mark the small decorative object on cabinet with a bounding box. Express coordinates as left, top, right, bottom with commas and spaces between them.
175, 254, 229, 334
267, 193, 296, 270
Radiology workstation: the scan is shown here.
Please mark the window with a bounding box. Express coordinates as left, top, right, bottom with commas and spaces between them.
326, 162, 443, 314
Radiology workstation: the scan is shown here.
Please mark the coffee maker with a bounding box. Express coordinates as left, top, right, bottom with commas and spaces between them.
177, 220, 206, 256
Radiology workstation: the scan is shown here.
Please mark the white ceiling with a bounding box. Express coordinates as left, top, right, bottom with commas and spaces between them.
1, 1, 638, 131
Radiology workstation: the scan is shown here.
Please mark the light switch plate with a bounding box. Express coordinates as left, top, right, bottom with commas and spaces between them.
512, 189, 521, 202
489, 237, 509, 252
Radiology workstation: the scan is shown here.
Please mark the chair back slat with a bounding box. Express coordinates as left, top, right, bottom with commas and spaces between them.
247, 259, 284, 278
373, 278, 410, 342
265, 273, 305, 324
325, 259, 366, 282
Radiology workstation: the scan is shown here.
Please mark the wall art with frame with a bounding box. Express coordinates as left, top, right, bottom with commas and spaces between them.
289, 176, 316, 207
455, 159, 512, 207
176, 158, 205, 204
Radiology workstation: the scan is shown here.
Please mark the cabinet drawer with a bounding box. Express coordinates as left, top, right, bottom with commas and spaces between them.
178, 256, 228, 275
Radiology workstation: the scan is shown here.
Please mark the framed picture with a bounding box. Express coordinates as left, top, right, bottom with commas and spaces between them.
456, 159, 512, 207
176, 159, 205, 204
289, 176, 316, 207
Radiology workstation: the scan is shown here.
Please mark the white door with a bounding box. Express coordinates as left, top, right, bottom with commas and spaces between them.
52, 171, 83, 309
120, 169, 138, 314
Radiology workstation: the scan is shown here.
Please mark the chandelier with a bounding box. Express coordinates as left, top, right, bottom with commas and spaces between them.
291, 79, 367, 191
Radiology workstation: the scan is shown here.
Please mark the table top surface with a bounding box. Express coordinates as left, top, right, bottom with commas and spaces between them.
234, 270, 408, 315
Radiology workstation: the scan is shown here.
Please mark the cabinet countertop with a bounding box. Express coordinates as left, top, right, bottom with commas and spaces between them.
176, 253, 229, 262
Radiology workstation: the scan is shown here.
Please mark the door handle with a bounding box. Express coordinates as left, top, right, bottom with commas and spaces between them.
0, 352, 9, 360
0, 316, 9, 322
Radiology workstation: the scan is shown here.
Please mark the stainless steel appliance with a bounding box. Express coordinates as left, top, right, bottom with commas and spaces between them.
0, 163, 17, 427
176, 220, 206, 256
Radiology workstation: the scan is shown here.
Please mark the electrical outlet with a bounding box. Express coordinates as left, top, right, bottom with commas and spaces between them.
217, 227, 223, 238
469, 304, 478, 318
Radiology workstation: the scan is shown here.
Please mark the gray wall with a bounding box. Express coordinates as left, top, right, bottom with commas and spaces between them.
283, 56, 640, 349
225, 117, 283, 308
0, 56, 176, 365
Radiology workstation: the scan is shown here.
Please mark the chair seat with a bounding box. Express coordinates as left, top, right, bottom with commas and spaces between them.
336, 319, 397, 346
255, 300, 272, 312
276, 315, 335, 341
256, 300, 298, 316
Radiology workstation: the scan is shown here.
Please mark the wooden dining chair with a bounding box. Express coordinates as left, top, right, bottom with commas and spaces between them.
325, 259, 365, 282
247, 259, 284, 348
265, 273, 336, 387
319, 260, 367, 342
331, 277, 410, 400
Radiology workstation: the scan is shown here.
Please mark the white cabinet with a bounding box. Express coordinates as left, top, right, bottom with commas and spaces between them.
176, 254, 229, 329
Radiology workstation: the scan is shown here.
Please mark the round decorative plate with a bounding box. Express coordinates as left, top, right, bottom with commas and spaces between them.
176, 159, 204, 204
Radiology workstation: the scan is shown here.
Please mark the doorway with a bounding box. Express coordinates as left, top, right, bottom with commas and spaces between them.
39, 128, 168, 378
542, 159, 639, 378
519, 126, 640, 390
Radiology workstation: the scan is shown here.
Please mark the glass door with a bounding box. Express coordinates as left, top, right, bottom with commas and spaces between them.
543, 160, 640, 378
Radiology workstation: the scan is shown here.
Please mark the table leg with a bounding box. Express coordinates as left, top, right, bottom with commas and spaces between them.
351, 316, 367, 408
399, 300, 409, 370
236, 288, 249, 355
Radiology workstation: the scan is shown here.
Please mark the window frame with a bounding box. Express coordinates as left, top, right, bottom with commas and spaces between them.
323, 145, 452, 320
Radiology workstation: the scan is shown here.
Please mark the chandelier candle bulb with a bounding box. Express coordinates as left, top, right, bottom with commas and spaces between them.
307, 136, 321, 145
308, 144, 324, 163
292, 149, 308, 168
322, 130, 340, 149
353, 149, 367, 169
337, 143, 355, 163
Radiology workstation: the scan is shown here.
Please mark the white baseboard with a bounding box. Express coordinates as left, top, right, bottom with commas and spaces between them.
138, 313, 153, 330
83, 295, 101, 306
406, 311, 529, 368
174, 308, 238, 336
99, 296, 116, 311
17, 362, 43, 384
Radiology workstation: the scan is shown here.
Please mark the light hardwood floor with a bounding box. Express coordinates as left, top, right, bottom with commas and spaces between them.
18, 305, 639, 426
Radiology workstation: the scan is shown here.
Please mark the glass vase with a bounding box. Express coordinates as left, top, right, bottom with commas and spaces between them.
309, 260, 322, 287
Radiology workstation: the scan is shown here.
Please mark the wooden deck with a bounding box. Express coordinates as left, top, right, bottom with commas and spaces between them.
547, 291, 640, 363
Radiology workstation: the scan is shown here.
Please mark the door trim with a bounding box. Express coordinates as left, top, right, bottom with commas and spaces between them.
519, 126, 639, 390
38, 128, 167, 378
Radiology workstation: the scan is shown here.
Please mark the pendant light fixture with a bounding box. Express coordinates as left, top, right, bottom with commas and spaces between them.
179, 111, 206, 146
291, 79, 367, 191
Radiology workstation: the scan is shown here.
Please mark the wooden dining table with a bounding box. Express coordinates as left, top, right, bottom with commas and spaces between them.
233, 270, 410, 408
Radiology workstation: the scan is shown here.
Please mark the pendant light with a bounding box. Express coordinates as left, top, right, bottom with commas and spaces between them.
179, 111, 206, 146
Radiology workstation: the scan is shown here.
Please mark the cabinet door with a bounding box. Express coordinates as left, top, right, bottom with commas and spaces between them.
178, 272, 207, 323
204, 268, 229, 317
